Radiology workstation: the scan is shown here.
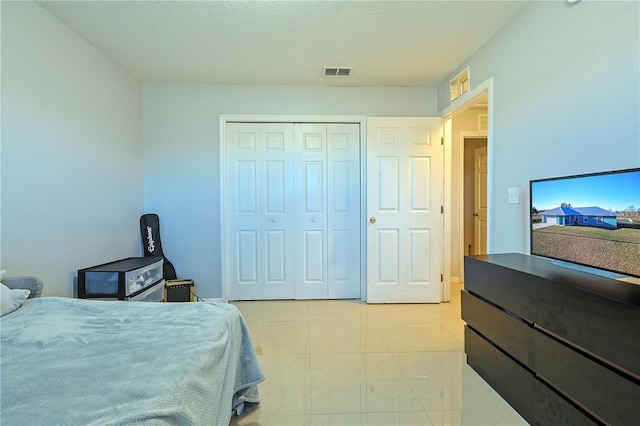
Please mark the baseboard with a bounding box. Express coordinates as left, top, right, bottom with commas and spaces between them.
202, 297, 225, 303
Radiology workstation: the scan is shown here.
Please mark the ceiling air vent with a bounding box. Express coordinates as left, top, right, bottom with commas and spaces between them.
323, 66, 351, 77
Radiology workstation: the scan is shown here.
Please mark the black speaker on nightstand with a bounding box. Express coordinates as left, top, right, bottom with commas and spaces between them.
165, 280, 194, 302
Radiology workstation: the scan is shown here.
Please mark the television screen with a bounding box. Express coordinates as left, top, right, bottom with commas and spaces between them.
530, 168, 640, 279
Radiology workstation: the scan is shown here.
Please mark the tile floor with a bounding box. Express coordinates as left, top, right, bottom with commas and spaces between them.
230, 283, 528, 426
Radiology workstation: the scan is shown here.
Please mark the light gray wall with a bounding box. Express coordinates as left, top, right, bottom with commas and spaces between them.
438, 0, 640, 255
8, 0, 636, 298
143, 85, 437, 298
1, 1, 143, 296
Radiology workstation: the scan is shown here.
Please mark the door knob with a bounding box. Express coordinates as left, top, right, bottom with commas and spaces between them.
369, 217, 376, 224
311, 218, 316, 223
473, 212, 479, 217
272, 218, 278, 222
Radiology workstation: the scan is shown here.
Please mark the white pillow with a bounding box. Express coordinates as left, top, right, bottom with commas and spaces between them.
1, 283, 31, 316
0, 269, 6, 280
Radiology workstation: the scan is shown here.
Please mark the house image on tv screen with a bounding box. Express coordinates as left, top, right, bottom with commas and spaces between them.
540, 206, 618, 229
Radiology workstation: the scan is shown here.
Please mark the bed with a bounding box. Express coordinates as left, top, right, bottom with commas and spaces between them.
0, 276, 264, 425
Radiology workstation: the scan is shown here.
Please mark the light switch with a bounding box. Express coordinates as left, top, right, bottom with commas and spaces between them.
508, 187, 520, 204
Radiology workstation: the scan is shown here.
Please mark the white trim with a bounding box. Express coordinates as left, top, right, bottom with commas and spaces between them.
219, 115, 368, 302
202, 297, 225, 303
460, 131, 487, 139
442, 117, 453, 302
359, 122, 367, 302
222, 114, 367, 124
219, 116, 227, 302
440, 77, 494, 291
440, 78, 492, 119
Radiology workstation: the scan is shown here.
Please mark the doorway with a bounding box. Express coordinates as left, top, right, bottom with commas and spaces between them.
441, 78, 492, 290
464, 138, 488, 258
454, 108, 489, 284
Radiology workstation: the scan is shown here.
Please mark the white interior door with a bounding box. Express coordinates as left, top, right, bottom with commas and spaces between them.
227, 121, 360, 301
474, 146, 488, 255
294, 123, 361, 299
327, 124, 361, 298
366, 117, 443, 303
294, 124, 328, 299
227, 123, 295, 300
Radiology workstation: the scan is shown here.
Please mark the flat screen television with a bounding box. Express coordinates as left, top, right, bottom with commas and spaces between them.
530, 167, 640, 283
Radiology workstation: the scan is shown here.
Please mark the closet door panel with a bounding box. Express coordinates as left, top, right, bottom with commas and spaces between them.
303, 162, 324, 213
264, 230, 286, 282
331, 229, 352, 280
261, 125, 296, 299
262, 155, 295, 299
327, 124, 361, 299
295, 124, 328, 299
304, 230, 326, 282
227, 125, 262, 300
265, 161, 285, 213
227, 123, 295, 300
237, 230, 258, 283
263, 160, 287, 288
236, 161, 258, 213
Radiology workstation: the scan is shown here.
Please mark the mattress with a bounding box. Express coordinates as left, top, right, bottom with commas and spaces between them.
0, 297, 264, 425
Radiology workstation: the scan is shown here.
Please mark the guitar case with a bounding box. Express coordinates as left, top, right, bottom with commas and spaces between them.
140, 213, 178, 280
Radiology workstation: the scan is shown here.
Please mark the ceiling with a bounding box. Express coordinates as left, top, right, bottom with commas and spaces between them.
37, 1, 530, 87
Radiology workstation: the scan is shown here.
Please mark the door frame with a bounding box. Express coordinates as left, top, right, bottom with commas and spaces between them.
219, 115, 367, 302
440, 77, 494, 300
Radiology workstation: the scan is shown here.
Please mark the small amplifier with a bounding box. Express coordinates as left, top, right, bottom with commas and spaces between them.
164, 280, 194, 302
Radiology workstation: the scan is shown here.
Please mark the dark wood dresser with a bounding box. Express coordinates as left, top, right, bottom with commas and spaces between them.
462, 253, 639, 425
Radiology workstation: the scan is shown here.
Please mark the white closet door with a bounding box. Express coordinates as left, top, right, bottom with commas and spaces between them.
227, 123, 295, 300
226, 121, 360, 301
327, 124, 361, 298
294, 123, 361, 299
294, 124, 328, 299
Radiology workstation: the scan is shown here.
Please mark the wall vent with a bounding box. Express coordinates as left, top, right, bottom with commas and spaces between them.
478, 114, 488, 131
323, 66, 352, 77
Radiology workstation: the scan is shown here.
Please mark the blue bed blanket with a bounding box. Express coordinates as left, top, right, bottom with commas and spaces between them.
1, 297, 264, 425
